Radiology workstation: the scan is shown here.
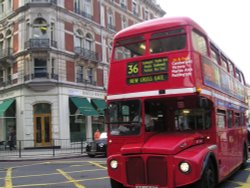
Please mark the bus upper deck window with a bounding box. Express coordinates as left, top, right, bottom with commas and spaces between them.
114, 36, 145, 60
192, 30, 208, 56
150, 28, 186, 54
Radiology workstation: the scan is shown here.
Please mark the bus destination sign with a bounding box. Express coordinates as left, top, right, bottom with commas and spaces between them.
127, 58, 168, 84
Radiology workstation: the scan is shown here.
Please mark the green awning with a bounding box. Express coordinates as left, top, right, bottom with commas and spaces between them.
91, 99, 107, 115
0, 99, 15, 117
70, 97, 99, 116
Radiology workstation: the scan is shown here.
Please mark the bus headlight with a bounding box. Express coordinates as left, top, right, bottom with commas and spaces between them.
110, 160, 118, 169
179, 162, 191, 173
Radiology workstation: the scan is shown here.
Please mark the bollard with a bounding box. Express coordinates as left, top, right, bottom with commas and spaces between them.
19, 140, 21, 158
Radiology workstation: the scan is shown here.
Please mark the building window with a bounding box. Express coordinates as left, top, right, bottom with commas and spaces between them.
34, 59, 47, 78
87, 67, 94, 83
0, 69, 3, 83
144, 8, 149, 20
132, 0, 138, 15
50, 22, 55, 42
69, 99, 86, 142
75, 29, 84, 48
6, 29, 12, 52
84, 0, 92, 17
7, 0, 11, 11
121, 16, 127, 29
0, 33, 3, 52
74, 0, 81, 12
0, 0, 4, 15
120, 0, 127, 9
33, 18, 48, 38
51, 58, 56, 77
85, 33, 93, 51
7, 66, 11, 84
76, 65, 84, 82
107, 9, 115, 30
26, 21, 30, 42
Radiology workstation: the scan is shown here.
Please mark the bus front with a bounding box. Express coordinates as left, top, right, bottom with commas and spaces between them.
106, 17, 216, 188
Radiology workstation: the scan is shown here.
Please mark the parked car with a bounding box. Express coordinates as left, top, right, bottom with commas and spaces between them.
247, 124, 250, 145
86, 132, 107, 158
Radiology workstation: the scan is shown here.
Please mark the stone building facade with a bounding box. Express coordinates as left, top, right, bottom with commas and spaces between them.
0, 0, 165, 147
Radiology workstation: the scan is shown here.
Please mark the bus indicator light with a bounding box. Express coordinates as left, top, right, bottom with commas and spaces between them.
196, 87, 202, 93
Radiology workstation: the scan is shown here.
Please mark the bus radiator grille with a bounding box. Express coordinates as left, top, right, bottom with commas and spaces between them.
126, 156, 167, 186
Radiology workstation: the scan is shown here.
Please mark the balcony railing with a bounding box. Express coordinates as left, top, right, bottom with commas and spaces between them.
76, 78, 97, 86
24, 73, 58, 81
0, 48, 13, 59
74, 9, 93, 20
25, 39, 57, 49
0, 80, 12, 87
74, 47, 98, 62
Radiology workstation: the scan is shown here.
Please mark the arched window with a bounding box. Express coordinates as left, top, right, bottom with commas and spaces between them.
32, 18, 48, 38
85, 33, 93, 51
75, 29, 84, 48
6, 29, 12, 50
34, 103, 51, 114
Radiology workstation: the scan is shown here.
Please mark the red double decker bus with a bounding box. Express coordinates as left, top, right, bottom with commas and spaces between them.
106, 17, 248, 188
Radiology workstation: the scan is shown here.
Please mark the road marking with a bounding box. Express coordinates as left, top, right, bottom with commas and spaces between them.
88, 161, 107, 169
0, 168, 106, 180
228, 181, 250, 188
5, 168, 12, 188
5, 162, 49, 169
9, 176, 109, 187
57, 169, 86, 188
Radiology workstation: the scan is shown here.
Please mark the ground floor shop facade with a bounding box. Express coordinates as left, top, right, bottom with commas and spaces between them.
0, 86, 106, 148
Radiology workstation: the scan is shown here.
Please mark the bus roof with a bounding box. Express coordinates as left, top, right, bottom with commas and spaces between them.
115, 17, 207, 40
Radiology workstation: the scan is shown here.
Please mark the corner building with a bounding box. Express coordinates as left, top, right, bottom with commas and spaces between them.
0, 0, 165, 147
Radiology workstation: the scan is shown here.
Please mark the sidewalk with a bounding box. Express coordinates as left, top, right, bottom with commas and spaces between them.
0, 148, 87, 161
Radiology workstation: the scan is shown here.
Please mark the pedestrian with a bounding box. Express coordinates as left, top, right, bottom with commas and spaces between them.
8, 128, 16, 150
94, 129, 100, 141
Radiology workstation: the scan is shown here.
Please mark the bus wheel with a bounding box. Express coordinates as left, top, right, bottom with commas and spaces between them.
196, 160, 216, 188
241, 145, 248, 168
110, 178, 124, 188
88, 154, 95, 158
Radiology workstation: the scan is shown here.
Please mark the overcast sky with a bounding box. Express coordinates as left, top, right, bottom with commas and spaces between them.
157, 0, 250, 84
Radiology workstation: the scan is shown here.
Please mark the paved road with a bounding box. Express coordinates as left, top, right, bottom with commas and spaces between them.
0, 157, 249, 188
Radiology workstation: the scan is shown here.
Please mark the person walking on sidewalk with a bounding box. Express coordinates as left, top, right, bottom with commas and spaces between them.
8, 128, 16, 150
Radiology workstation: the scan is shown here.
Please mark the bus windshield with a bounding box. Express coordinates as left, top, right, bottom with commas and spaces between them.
114, 36, 146, 60
109, 100, 141, 136
113, 28, 186, 60
150, 28, 186, 54
108, 97, 211, 136
144, 99, 211, 132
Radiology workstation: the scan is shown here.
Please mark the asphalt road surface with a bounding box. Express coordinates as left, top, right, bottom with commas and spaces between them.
0, 157, 249, 188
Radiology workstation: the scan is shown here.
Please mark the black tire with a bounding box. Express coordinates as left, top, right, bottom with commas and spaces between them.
241, 145, 248, 169
110, 178, 124, 188
88, 154, 95, 158
195, 160, 217, 188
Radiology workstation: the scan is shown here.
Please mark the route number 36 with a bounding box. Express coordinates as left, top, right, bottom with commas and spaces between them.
127, 63, 139, 75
